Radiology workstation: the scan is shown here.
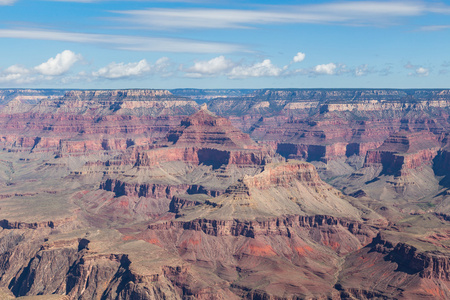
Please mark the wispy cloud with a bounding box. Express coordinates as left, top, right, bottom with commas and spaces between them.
0, 28, 245, 53
354, 64, 370, 76
112, 1, 450, 30
404, 62, 430, 76
0, 0, 17, 5
419, 25, 450, 31
49, 0, 204, 2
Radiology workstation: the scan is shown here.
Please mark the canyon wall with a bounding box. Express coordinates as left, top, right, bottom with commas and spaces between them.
1, 89, 450, 299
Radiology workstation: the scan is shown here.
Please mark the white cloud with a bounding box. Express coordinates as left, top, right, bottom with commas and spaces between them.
415, 67, 429, 76
0, 54, 176, 86
185, 56, 235, 77
5, 65, 30, 75
34, 50, 82, 76
312, 63, 337, 75
0, 67, 35, 84
183, 57, 368, 79
228, 59, 284, 79
0, 0, 17, 5
92, 59, 151, 79
293, 52, 306, 63
0, 74, 35, 84
183, 56, 290, 79
0, 28, 245, 54
0, 50, 82, 84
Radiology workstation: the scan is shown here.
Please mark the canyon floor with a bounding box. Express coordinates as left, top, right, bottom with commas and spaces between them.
0, 88, 450, 299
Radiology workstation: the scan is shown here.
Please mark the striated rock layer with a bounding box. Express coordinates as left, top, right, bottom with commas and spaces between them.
336, 232, 450, 299
0, 89, 199, 156
364, 130, 441, 176
1, 89, 450, 299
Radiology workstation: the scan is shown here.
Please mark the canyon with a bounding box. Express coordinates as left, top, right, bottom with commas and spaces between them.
0, 88, 449, 299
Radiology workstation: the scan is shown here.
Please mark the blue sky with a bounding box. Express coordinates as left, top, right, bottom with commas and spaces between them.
0, 0, 449, 89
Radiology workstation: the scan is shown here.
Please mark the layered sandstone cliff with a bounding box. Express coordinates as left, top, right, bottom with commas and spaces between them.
336, 232, 450, 299
173, 160, 365, 221
364, 131, 441, 176
1, 89, 450, 299
0, 89, 199, 155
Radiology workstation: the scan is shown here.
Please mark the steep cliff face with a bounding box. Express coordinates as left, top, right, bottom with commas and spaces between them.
328, 130, 444, 203
209, 89, 450, 116
241, 160, 322, 188
336, 232, 450, 299
265, 114, 448, 164
364, 131, 440, 176
0, 89, 65, 107
93, 107, 273, 208
166, 108, 258, 150
206, 89, 450, 167
434, 147, 450, 187
3, 89, 197, 116
138, 214, 379, 299
0, 227, 186, 300
0, 89, 198, 155
100, 178, 190, 199
0, 114, 185, 155
133, 146, 268, 170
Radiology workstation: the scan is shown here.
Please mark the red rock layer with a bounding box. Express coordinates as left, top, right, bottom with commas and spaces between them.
133, 146, 267, 168
0, 89, 200, 154
337, 233, 450, 299
0, 113, 185, 154
364, 131, 440, 175
242, 161, 323, 189
0, 230, 183, 299
166, 109, 258, 150
100, 179, 191, 199
148, 214, 375, 243
126, 108, 271, 169
133, 214, 379, 298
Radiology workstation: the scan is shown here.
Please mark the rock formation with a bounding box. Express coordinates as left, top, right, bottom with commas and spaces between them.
0, 89, 198, 156
0, 88, 450, 299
